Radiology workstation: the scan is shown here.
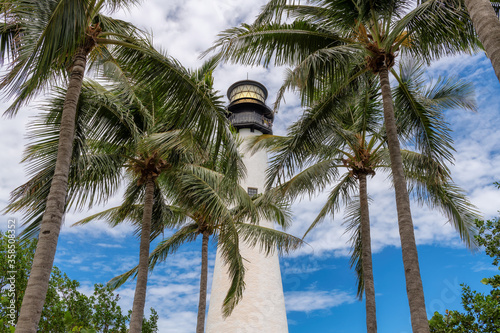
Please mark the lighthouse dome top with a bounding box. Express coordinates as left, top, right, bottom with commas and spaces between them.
226, 79, 274, 135
227, 80, 268, 104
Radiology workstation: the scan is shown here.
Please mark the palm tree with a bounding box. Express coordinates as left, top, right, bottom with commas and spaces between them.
0, 2, 238, 330
73, 150, 210, 333
248, 60, 479, 332
205, 2, 481, 330
462, 0, 500, 83
78, 125, 242, 333
75, 160, 302, 333
119, 139, 208, 333
4, 48, 240, 331
0, 2, 146, 331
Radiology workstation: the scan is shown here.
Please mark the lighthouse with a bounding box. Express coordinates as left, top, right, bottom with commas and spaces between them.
206, 80, 288, 333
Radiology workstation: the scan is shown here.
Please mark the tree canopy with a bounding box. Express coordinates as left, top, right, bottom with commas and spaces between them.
429, 186, 500, 332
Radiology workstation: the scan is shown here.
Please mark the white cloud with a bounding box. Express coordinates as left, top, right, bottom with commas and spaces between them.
471, 261, 499, 273
282, 260, 328, 275
91, 246, 217, 333
155, 312, 198, 333
113, 0, 270, 69
96, 243, 124, 248
0, 109, 31, 211
285, 290, 356, 312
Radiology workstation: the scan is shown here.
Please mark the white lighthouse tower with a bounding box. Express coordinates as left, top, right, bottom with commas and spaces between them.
206, 80, 288, 333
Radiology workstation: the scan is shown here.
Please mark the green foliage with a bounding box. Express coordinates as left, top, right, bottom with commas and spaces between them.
476, 218, 500, 270
132, 308, 158, 333
0, 232, 158, 332
0, 229, 33, 331
429, 216, 500, 332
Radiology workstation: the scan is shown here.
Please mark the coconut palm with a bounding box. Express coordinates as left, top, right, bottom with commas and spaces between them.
248, 60, 479, 332
112, 138, 211, 333
205, 2, 481, 330
2, 3, 143, 330
461, 0, 500, 83
4, 47, 240, 331
73, 154, 219, 333
0, 1, 149, 331
76, 163, 302, 333
70, 111, 243, 333
1, 1, 238, 330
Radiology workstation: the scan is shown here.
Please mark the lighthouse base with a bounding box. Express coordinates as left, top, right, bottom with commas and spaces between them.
206, 230, 288, 333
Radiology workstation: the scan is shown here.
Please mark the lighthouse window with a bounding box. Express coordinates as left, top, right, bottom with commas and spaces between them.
247, 187, 258, 196
229, 85, 266, 103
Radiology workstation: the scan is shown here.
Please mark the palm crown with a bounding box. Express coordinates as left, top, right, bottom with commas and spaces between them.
205, 2, 482, 331
0, 0, 146, 114
248, 60, 479, 332
3, 27, 243, 328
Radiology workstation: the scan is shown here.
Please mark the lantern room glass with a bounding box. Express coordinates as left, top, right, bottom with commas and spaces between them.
229, 84, 266, 103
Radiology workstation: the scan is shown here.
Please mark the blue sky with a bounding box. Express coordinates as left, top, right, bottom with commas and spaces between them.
1, 1, 500, 332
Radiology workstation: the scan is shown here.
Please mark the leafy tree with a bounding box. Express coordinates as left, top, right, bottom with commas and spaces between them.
206, 1, 481, 330
0, 232, 158, 333
134, 308, 158, 333
1, 230, 34, 330
429, 187, 500, 333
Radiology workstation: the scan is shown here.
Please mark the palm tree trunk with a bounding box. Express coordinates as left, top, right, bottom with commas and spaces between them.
15, 48, 88, 333
129, 177, 155, 333
378, 65, 429, 333
196, 231, 210, 333
464, 0, 500, 83
358, 173, 377, 333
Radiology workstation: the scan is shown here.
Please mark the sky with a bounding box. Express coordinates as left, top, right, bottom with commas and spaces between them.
1, 1, 500, 332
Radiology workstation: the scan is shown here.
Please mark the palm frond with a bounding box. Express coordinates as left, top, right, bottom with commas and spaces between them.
303, 173, 357, 238
165, 165, 243, 225
236, 223, 303, 256
102, 0, 142, 13
147, 222, 200, 269
204, 20, 346, 68
343, 196, 365, 300
273, 47, 365, 109
0, 18, 22, 64
278, 159, 343, 200
245, 189, 293, 229
400, 150, 480, 248
254, 0, 290, 24
216, 220, 246, 318
392, 59, 475, 164
106, 222, 199, 290
112, 41, 232, 148
394, 0, 480, 63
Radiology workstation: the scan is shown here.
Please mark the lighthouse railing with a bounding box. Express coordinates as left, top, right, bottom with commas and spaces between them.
228, 112, 273, 130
